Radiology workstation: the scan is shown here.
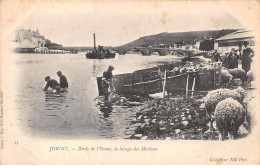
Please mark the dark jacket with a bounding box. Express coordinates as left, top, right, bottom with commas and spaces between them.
242, 47, 254, 72
59, 74, 68, 88
103, 71, 113, 81
227, 52, 239, 69
44, 79, 59, 91
212, 52, 222, 62
102, 71, 113, 89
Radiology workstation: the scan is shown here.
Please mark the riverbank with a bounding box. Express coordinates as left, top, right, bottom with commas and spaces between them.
125, 90, 252, 140
123, 56, 254, 140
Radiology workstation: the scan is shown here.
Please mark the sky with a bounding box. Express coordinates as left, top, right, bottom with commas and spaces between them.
20, 1, 244, 47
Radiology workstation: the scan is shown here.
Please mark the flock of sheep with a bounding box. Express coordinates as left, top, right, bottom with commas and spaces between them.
220, 67, 254, 88
168, 59, 256, 140
203, 67, 256, 140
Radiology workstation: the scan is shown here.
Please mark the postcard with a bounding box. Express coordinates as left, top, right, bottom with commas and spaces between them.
0, 0, 259, 165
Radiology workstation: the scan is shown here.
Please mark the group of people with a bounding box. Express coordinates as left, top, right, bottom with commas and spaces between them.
211, 41, 254, 72
43, 71, 68, 94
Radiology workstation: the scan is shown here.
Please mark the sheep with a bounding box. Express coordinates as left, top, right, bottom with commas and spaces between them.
219, 69, 233, 88
215, 98, 245, 140
246, 70, 254, 87
220, 67, 246, 86
243, 91, 257, 133
204, 87, 245, 116
228, 68, 246, 85
203, 87, 246, 138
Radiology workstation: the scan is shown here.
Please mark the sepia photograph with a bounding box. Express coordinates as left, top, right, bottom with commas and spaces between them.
0, 0, 260, 165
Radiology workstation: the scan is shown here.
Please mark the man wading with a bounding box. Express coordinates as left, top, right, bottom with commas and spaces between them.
43, 76, 60, 94
102, 66, 115, 101
57, 71, 68, 91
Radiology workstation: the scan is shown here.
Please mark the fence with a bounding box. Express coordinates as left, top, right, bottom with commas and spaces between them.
97, 65, 221, 96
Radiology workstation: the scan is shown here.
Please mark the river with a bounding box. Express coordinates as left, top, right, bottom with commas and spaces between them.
14, 53, 183, 139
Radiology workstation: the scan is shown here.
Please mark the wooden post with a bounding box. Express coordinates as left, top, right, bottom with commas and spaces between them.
191, 77, 196, 96
213, 68, 216, 89
186, 73, 189, 99
163, 69, 167, 97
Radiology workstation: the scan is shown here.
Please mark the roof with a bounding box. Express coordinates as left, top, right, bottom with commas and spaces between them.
215, 29, 254, 42
19, 29, 43, 41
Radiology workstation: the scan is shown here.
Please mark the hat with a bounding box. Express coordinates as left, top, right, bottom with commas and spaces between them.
45, 76, 50, 81
108, 65, 114, 71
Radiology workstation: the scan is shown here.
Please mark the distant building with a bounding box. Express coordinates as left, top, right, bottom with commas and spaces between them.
16, 28, 46, 52
175, 42, 185, 48
194, 40, 202, 49
214, 29, 254, 52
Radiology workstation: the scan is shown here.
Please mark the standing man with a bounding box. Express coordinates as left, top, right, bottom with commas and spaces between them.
227, 48, 239, 69
43, 76, 60, 94
57, 71, 68, 89
242, 42, 254, 72
102, 65, 115, 101
211, 49, 222, 62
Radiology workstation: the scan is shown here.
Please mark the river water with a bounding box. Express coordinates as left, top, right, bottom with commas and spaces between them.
14, 53, 182, 139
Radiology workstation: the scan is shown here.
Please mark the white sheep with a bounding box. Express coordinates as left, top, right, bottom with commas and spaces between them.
243, 91, 257, 133
215, 98, 245, 140
204, 87, 245, 116
246, 70, 254, 87
228, 68, 247, 85
219, 68, 233, 88
203, 87, 246, 138
220, 67, 246, 86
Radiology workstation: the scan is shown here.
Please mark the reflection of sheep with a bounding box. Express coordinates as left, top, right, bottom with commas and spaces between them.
246, 70, 254, 87
215, 98, 245, 140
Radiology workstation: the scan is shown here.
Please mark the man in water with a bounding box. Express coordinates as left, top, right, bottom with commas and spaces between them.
102, 65, 115, 101
241, 41, 254, 72
43, 76, 60, 94
57, 71, 68, 89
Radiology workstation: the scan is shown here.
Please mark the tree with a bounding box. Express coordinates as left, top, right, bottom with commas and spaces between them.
45, 39, 52, 44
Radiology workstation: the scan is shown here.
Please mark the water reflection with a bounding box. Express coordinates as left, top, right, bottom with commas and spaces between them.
44, 91, 67, 110
91, 60, 106, 77
99, 102, 113, 118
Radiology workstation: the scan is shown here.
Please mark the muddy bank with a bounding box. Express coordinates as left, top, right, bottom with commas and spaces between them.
124, 91, 251, 140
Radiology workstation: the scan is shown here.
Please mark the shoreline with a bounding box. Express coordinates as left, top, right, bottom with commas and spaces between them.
122, 57, 254, 140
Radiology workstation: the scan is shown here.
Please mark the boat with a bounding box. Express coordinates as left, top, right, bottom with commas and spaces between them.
85, 33, 116, 59
96, 62, 221, 96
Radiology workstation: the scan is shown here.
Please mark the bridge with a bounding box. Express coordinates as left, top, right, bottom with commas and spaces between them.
112, 47, 198, 56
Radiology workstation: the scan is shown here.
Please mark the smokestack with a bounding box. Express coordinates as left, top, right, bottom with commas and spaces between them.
93, 33, 96, 50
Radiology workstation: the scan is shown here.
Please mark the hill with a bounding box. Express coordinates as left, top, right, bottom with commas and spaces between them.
115, 29, 239, 48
